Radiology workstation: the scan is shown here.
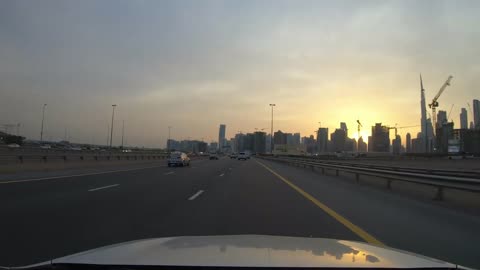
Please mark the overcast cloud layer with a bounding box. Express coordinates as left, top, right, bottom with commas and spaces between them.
1, 0, 479, 147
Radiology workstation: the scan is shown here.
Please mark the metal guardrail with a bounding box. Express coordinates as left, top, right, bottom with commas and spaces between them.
0, 145, 166, 155
259, 156, 480, 200
283, 156, 480, 179
0, 153, 169, 165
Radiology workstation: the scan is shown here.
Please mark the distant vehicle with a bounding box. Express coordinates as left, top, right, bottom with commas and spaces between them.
7, 143, 20, 148
237, 152, 248, 160
229, 153, 238, 159
209, 153, 219, 160
168, 151, 190, 167
40, 145, 51, 149
122, 149, 132, 153
70, 147, 82, 151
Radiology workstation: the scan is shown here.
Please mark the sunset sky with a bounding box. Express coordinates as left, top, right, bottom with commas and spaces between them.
1, 0, 479, 147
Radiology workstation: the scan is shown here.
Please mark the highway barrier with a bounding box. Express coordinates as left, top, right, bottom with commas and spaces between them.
0, 152, 169, 165
259, 156, 480, 204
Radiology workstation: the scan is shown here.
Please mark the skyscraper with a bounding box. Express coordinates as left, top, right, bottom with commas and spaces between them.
274, 130, 287, 145
357, 137, 367, 152
218, 124, 226, 150
331, 129, 346, 152
371, 123, 390, 152
340, 122, 348, 137
420, 74, 428, 142
392, 135, 401, 155
473, 99, 480, 129
293, 133, 301, 145
460, 108, 468, 129
436, 110, 447, 128
406, 133, 412, 153
317, 128, 329, 153
286, 133, 294, 145
253, 131, 267, 154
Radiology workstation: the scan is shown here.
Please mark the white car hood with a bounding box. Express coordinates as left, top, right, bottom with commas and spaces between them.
43, 235, 461, 268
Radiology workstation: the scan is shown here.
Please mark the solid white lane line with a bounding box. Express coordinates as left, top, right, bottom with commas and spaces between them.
0, 165, 166, 185
88, 184, 119, 192
188, 190, 204, 201
164, 171, 174, 175
219, 173, 225, 177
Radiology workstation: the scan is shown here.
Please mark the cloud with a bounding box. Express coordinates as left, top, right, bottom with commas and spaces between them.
1, 0, 479, 146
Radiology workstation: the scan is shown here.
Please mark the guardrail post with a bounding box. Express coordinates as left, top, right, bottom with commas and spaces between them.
63, 155, 67, 162
387, 179, 392, 189
335, 170, 339, 176
434, 186, 444, 201
42, 156, 47, 162
126, 156, 129, 160
94, 156, 98, 161
355, 173, 360, 183
18, 156, 23, 163
80, 156, 84, 160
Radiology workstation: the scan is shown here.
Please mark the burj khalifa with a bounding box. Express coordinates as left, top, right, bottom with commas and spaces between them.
420, 74, 433, 152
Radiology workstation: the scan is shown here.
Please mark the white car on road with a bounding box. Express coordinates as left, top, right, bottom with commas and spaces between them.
168, 152, 190, 167
237, 152, 249, 160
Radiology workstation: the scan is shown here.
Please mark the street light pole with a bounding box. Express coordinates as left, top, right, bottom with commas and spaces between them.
40, 104, 47, 141
269, 104, 276, 153
121, 120, 125, 148
167, 126, 172, 151
109, 104, 117, 147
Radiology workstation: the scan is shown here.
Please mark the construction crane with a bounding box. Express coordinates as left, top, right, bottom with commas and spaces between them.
388, 124, 421, 137
356, 120, 363, 139
428, 75, 453, 133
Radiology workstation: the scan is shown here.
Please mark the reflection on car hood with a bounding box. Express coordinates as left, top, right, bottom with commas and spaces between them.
39, 235, 461, 268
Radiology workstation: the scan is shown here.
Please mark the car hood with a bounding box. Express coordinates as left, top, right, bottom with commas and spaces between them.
25, 235, 463, 269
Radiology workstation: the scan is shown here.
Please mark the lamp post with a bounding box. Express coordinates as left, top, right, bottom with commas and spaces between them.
168, 126, 172, 152
121, 120, 125, 148
109, 104, 117, 147
40, 104, 47, 141
269, 104, 276, 153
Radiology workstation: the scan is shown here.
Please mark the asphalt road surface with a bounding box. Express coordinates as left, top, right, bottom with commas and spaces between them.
1, 157, 479, 268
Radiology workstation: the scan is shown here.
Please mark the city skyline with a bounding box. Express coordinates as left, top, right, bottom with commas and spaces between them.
1, 1, 479, 147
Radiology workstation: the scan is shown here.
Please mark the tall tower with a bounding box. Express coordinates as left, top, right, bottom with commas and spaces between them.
218, 124, 226, 150
420, 74, 429, 152
460, 108, 468, 129
420, 74, 427, 137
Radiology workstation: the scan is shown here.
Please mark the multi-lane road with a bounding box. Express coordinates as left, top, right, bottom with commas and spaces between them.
1, 157, 479, 268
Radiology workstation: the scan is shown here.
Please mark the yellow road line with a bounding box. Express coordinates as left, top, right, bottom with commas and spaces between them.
256, 160, 385, 247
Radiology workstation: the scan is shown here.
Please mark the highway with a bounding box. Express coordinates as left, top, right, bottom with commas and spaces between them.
1, 157, 479, 268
